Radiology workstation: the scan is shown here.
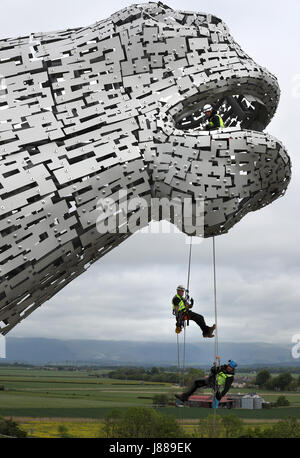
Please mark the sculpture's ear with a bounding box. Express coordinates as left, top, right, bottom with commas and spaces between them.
109, 3, 162, 26
110, 2, 201, 28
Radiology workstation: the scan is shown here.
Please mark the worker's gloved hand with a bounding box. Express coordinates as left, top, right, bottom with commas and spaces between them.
210, 365, 217, 375
189, 298, 194, 308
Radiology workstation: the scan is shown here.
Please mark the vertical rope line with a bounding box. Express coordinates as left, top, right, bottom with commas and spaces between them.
213, 236, 219, 359
176, 329, 183, 425
183, 236, 192, 388
212, 235, 220, 436
177, 333, 180, 374
178, 236, 193, 424
175, 237, 193, 421
186, 237, 192, 294
176, 331, 184, 425
182, 321, 186, 387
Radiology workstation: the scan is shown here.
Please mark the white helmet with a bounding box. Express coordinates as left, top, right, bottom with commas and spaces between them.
177, 285, 185, 291
203, 104, 213, 112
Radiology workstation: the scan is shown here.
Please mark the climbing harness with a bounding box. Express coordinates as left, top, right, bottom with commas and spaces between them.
175, 309, 189, 334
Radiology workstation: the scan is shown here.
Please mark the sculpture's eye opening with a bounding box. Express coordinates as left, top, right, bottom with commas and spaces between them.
174, 94, 268, 132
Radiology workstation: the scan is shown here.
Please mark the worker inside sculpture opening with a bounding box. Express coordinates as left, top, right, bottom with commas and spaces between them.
175, 94, 267, 132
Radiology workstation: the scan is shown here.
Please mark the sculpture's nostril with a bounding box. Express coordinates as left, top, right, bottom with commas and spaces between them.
175, 94, 270, 133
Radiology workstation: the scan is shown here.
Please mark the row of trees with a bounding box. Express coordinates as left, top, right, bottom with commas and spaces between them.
0, 416, 27, 438
107, 366, 300, 391
102, 407, 300, 438
255, 370, 300, 391
103, 407, 186, 438
107, 366, 179, 383
151, 394, 291, 408
1, 409, 299, 439
107, 366, 204, 385
196, 414, 300, 438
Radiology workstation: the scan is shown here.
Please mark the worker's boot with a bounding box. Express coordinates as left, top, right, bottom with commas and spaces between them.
203, 324, 216, 338
175, 322, 182, 333
175, 393, 188, 404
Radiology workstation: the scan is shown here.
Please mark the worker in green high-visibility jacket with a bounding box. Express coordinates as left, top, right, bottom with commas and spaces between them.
175, 360, 237, 407
203, 104, 224, 130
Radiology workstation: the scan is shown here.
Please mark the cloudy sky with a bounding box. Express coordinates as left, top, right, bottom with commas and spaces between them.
1, 0, 300, 348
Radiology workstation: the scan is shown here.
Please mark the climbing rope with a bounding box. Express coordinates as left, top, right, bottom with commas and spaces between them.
212, 235, 220, 434
186, 236, 193, 298
182, 320, 187, 387
182, 236, 192, 387
176, 236, 193, 389
212, 236, 220, 363
176, 237, 193, 426
176, 333, 180, 375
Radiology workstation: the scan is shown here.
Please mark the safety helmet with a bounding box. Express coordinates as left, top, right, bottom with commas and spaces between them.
203, 104, 213, 112
228, 360, 238, 369
177, 285, 185, 291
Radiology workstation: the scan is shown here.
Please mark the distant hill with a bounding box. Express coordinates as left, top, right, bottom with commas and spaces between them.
1, 337, 298, 367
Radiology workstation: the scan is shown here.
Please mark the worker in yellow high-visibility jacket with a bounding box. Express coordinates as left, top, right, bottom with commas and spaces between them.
172, 285, 216, 337
175, 360, 237, 407
203, 104, 224, 130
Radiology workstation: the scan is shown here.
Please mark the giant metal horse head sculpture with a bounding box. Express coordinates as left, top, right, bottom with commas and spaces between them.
0, 2, 291, 334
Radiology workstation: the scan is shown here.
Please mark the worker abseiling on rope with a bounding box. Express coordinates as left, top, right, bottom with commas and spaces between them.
172, 285, 216, 338
175, 359, 237, 406
203, 104, 224, 131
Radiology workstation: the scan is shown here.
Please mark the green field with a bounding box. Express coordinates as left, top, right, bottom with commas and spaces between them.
1, 365, 300, 422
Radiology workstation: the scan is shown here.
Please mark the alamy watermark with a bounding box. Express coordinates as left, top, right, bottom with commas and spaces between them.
95, 190, 205, 244
291, 334, 300, 359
